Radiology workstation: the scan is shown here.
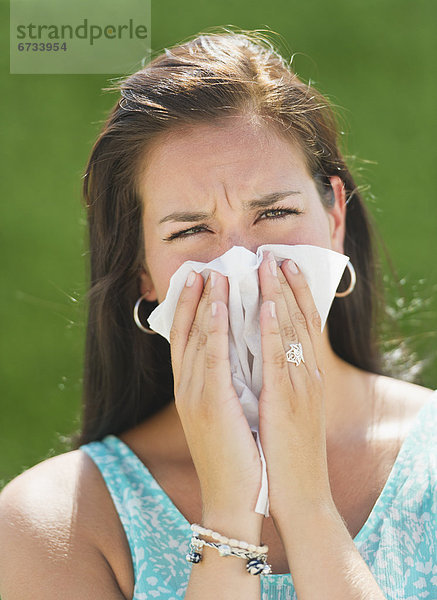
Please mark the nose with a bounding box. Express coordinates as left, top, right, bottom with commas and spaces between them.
215, 234, 260, 258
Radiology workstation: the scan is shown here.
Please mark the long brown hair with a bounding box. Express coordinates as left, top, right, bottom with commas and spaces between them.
71, 28, 390, 448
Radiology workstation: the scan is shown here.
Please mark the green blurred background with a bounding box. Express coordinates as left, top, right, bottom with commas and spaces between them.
1, 0, 436, 488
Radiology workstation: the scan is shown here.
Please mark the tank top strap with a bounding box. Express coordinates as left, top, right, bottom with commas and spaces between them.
79, 435, 143, 576
79, 434, 193, 595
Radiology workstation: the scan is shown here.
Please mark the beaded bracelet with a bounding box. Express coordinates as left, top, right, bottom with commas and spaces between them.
186, 524, 272, 576
191, 523, 269, 554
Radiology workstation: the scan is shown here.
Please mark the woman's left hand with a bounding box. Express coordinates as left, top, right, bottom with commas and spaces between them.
257, 250, 334, 518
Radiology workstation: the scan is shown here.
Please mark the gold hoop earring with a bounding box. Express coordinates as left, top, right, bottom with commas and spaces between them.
133, 293, 157, 334
335, 260, 356, 297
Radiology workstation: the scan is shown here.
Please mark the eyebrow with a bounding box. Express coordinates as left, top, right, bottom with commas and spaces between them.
158, 191, 302, 224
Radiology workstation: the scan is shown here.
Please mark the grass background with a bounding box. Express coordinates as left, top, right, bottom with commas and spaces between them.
1, 0, 436, 487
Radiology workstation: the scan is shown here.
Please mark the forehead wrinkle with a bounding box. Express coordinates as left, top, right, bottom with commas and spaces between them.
157, 190, 302, 224
221, 180, 234, 211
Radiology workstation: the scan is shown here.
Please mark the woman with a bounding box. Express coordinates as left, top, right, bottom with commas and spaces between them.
0, 29, 435, 600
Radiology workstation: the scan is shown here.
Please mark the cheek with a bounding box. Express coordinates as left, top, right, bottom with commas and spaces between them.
155, 259, 190, 304
142, 232, 179, 303
282, 215, 333, 249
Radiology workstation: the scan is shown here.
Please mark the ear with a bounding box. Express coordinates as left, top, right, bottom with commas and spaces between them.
139, 268, 158, 302
326, 175, 347, 255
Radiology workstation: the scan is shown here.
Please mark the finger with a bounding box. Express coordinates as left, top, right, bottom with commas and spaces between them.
190, 271, 229, 393
258, 252, 316, 378
170, 270, 212, 395
259, 298, 296, 395
280, 259, 324, 373
275, 260, 318, 374
202, 299, 236, 407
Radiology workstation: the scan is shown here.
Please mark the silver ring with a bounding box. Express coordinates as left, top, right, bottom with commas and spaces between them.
286, 343, 305, 366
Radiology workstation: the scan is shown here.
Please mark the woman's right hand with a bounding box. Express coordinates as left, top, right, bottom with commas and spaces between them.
169, 269, 263, 518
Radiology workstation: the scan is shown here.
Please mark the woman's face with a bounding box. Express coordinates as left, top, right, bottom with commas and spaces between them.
138, 116, 346, 303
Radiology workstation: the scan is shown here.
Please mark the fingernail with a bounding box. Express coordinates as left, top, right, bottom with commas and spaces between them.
268, 251, 277, 276
288, 259, 299, 274
186, 271, 196, 287
210, 271, 217, 288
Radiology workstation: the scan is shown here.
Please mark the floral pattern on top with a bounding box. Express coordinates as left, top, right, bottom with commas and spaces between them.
80, 390, 437, 600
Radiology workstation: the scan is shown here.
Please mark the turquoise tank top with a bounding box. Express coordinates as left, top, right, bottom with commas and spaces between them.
79, 390, 437, 600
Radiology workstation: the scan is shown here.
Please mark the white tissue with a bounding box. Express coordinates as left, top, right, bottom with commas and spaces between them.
147, 244, 350, 516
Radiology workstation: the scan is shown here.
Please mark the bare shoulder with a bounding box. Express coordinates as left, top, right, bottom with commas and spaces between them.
371, 374, 436, 441
0, 449, 133, 600
0, 449, 114, 549
375, 375, 435, 418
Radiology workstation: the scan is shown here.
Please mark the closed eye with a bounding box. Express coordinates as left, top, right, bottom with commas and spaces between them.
163, 206, 303, 241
